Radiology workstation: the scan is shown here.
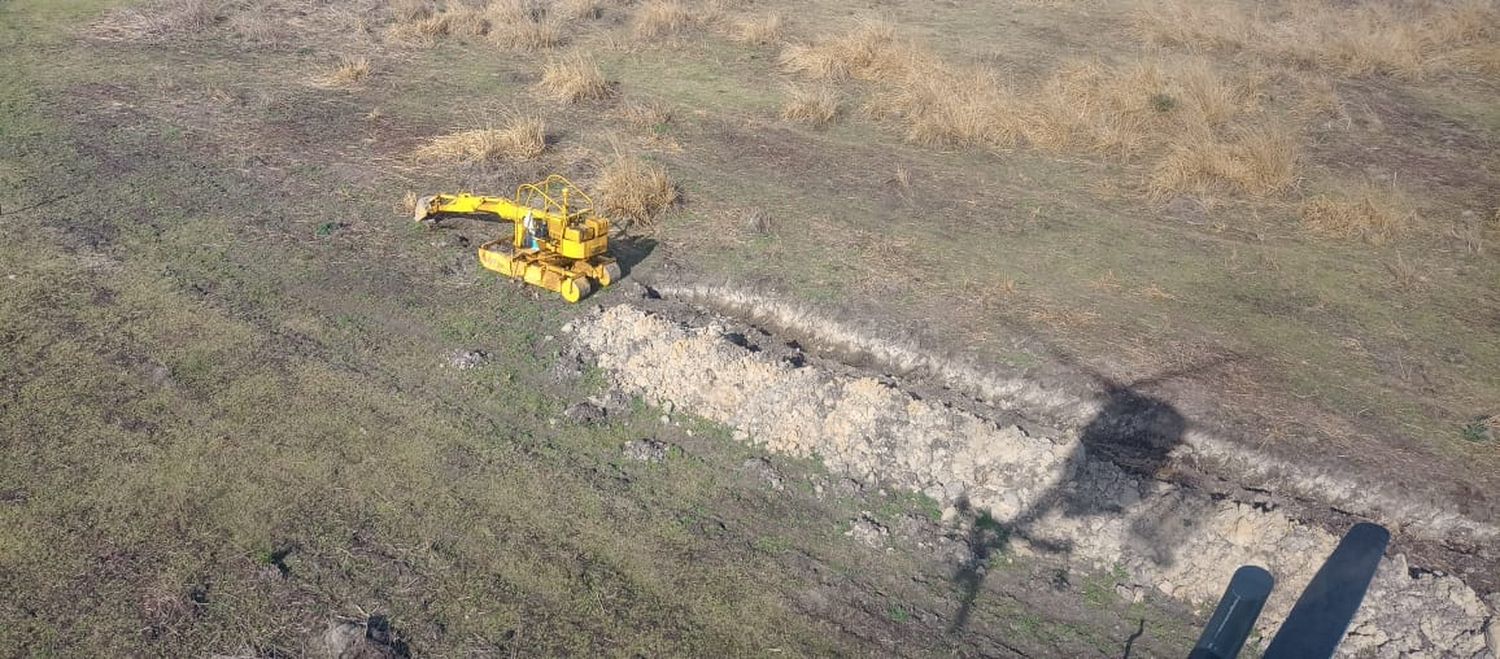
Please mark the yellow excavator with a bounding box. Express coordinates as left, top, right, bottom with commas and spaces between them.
413, 175, 621, 302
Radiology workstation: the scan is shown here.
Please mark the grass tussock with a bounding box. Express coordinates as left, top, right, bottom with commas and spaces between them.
778, 20, 906, 80
1133, 0, 1500, 78
780, 86, 840, 125
1299, 184, 1415, 245
1150, 125, 1299, 197
558, 0, 603, 20
386, 0, 454, 45
728, 12, 782, 44
91, 0, 227, 42
598, 155, 678, 227
492, 20, 561, 50
321, 55, 371, 87
538, 52, 613, 102
414, 116, 547, 163
385, 0, 561, 49
632, 0, 700, 41
484, 0, 561, 49
617, 99, 672, 130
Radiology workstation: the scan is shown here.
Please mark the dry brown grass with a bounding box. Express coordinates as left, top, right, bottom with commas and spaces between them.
780, 85, 839, 125
414, 116, 547, 163
386, 0, 453, 46
744, 207, 774, 235
491, 20, 561, 50
482, 0, 561, 49
384, 1, 560, 48
778, 20, 906, 80
537, 52, 612, 102
728, 12, 782, 45
91, 0, 228, 42
1133, 0, 1500, 78
597, 155, 678, 227
781, 21, 1304, 198
558, 0, 604, 20
321, 55, 371, 87
617, 99, 672, 129
1151, 125, 1299, 197
390, 0, 434, 23
1299, 184, 1416, 245
632, 0, 700, 41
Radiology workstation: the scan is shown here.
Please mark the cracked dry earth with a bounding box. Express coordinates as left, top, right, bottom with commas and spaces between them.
568, 302, 1498, 658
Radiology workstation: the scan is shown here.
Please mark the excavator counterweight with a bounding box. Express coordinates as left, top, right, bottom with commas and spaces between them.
415, 175, 621, 302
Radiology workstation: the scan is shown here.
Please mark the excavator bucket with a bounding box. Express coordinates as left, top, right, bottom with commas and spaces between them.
412, 195, 439, 223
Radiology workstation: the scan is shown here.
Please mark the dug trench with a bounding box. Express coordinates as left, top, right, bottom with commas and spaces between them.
569, 283, 1500, 657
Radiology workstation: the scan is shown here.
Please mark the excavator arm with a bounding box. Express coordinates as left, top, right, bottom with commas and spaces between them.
413, 193, 536, 224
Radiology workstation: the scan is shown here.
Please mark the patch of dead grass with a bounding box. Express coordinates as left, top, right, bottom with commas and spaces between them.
1150, 125, 1299, 197
780, 86, 839, 126
319, 55, 371, 87
537, 52, 613, 102
91, 0, 228, 42
616, 99, 672, 129
727, 12, 782, 45
786, 22, 1284, 200
386, 4, 453, 46
778, 20, 907, 80
484, 0, 561, 49
632, 0, 700, 41
558, 0, 604, 20
597, 155, 678, 227
1132, 0, 1500, 78
414, 116, 547, 163
1299, 184, 1416, 245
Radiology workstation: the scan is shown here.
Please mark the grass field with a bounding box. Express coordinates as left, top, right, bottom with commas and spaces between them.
0, 0, 1214, 654
2, 0, 1496, 654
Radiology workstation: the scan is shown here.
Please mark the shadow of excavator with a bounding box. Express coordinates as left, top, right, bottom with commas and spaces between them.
949, 352, 1241, 635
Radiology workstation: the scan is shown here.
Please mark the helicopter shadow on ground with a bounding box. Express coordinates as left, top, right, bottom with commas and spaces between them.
947, 356, 1240, 637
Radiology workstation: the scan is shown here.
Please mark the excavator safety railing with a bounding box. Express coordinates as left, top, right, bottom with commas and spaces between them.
515, 174, 596, 222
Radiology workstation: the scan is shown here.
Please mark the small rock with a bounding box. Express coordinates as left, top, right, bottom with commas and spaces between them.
447, 349, 487, 370
834, 478, 864, 497
563, 402, 605, 425
320, 616, 403, 658
588, 388, 631, 413
941, 506, 960, 524
658, 414, 670, 425
322, 622, 364, 657
622, 439, 670, 463
846, 515, 889, 548
741, 457, 785, 491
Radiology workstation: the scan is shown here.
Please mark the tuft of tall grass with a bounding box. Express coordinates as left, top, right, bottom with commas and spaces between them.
597, 155, 677, 227
780, 86, 840, 126
414, 116, 547, 163
1299, 183, 1416, 245
537, 52, 612, 102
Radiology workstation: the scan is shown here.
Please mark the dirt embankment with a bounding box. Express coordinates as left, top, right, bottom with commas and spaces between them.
569, 302, 1497, 658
